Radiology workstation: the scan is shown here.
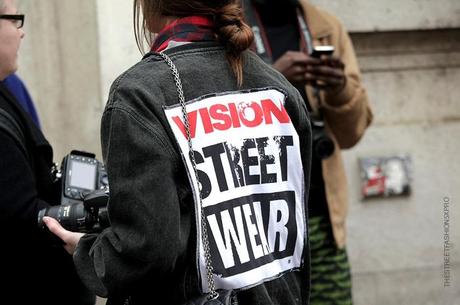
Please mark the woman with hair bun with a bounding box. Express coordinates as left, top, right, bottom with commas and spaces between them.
44, 1, 313, 304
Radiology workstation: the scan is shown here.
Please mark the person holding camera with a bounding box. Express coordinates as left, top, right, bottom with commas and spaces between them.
44, 0, 314, 304
242, 0, 373, 304
0, 0, 95, 304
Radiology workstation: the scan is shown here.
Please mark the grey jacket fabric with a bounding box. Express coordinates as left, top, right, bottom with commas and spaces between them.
74, 42, 312, 305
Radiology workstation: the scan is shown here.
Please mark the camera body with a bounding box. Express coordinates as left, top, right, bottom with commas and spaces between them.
310, 114, 335, 160
59, 150, 109, 206
38, 151, 110, 233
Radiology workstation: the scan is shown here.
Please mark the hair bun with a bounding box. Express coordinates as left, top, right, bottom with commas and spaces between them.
214, 3, 254, 56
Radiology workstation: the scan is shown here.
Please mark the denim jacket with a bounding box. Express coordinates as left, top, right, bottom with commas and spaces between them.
74, 42, 312, 305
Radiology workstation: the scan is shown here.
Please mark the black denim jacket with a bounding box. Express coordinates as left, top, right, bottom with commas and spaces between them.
74, 42, 312, 305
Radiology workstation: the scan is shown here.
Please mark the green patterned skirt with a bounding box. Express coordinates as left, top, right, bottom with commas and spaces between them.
308, 216, 353, 305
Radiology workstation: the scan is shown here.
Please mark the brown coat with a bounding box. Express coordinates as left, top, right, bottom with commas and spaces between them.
299, 0, 373, 248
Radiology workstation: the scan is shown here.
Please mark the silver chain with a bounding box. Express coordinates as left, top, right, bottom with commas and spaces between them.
159, 52, 219, 300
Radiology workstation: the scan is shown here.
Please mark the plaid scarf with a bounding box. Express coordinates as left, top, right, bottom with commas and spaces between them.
151, 16, 215, 53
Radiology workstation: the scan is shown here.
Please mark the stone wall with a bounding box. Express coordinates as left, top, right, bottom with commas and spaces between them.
345, 29, 460, 305
17, 0, 103, 159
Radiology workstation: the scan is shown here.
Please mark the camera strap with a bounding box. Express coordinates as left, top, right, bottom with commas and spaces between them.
158, 52, 219, 300
242, 0, 314, 63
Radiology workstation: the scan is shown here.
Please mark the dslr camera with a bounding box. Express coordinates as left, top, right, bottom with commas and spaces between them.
38, 150, 110, 233
310, 113, 335, 160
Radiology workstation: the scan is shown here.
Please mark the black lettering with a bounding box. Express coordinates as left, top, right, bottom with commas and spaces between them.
241, 139, 260, 185
203, 143, 228, 192
204, 191, 297, 277
256, 137, 277, 184
191, 150, 212, 199
275, 136, 294, 181
224, 142, 245, 188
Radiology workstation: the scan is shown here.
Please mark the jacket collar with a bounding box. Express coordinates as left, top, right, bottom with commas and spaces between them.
298, 0, 333, 39
145, 41, 222, 59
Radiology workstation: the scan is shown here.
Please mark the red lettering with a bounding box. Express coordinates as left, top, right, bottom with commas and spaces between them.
238, 102, 263, 128
228, 103, 241, 128
199, 108, 214, 134
210, 104, 232, 131
172, 110, 198, 139
261, 99, 290, 124
171, 96, 291, 139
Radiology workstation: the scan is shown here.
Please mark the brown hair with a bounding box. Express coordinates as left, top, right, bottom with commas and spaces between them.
134, 0, 254, 86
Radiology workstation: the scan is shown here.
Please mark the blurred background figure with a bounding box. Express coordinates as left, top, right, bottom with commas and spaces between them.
243, 0, 373, 304
0, 0, 95, 304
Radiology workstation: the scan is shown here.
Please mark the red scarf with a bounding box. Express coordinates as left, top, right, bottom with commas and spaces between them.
151, 16, 215, 53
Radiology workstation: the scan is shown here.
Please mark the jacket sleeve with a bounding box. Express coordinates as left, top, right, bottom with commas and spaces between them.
0, 130, 50, 226
74, 103, 189, 297
320, 20, 373, 149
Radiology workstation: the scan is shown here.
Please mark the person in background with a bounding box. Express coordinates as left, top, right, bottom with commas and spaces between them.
44, 0, 314, 304
2, 73, 40, 127
243, 0, 373, 304
0, 0, 95, 304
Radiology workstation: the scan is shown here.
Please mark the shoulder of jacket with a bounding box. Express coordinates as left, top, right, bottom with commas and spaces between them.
104, 56, 165, 111
111, 55, 163, 91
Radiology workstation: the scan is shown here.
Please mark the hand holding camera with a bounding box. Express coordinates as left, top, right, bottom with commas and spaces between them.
42, 216, 84, 255
38, 151, 110, 244
39, 187, 109, 253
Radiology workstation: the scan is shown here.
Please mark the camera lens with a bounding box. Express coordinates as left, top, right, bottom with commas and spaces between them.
37, 204, 88, 232
311, 118, 335, 159
314, 135, 335, 159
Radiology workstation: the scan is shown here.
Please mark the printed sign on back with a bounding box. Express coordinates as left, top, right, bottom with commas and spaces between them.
164, 88, 306, 292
